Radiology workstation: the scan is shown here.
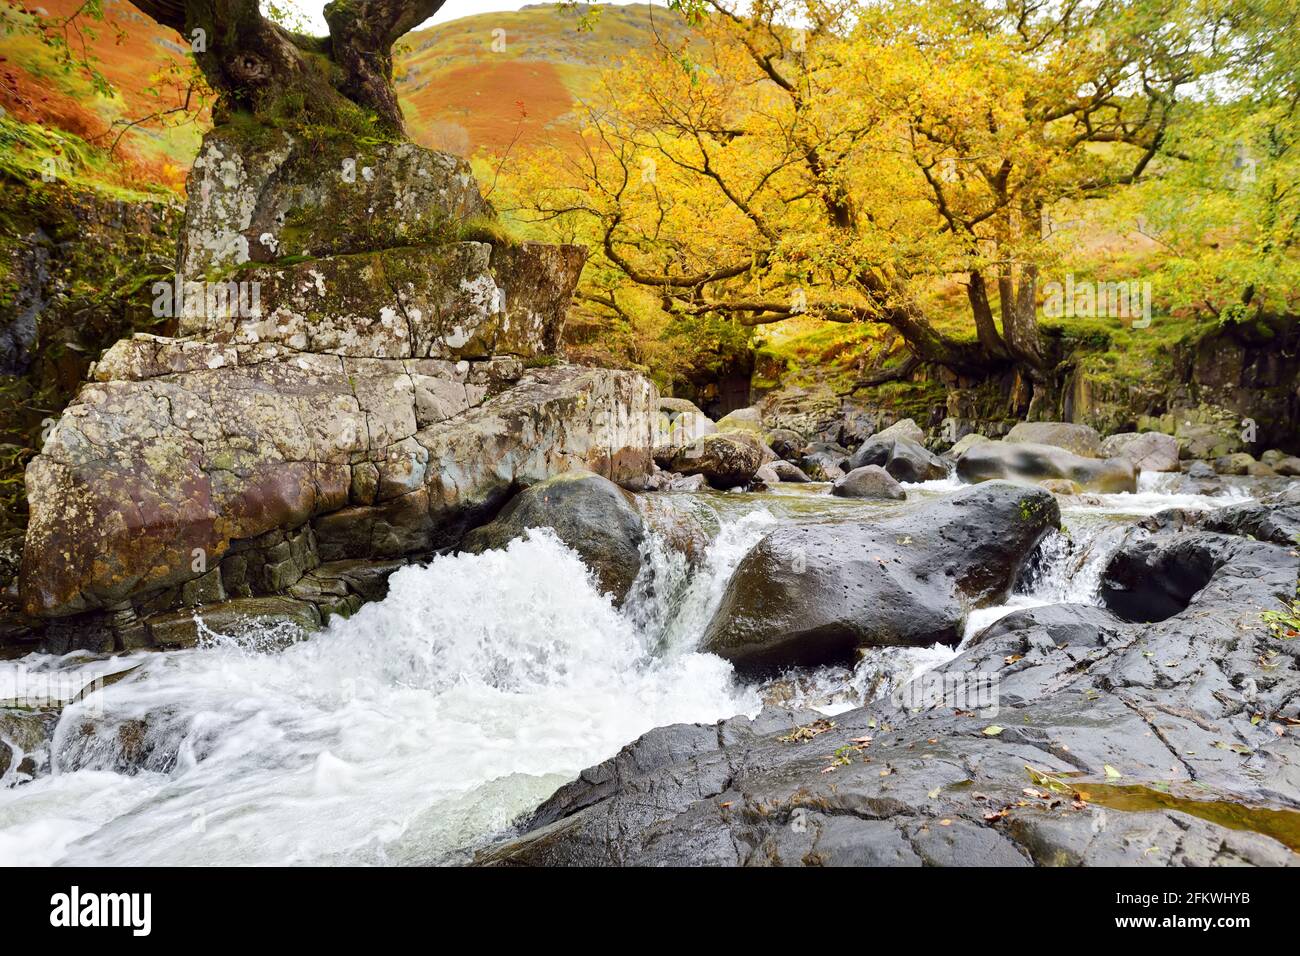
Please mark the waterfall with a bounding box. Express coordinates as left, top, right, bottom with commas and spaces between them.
0, 531, 757, 865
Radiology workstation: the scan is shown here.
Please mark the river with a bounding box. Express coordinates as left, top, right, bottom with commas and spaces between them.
0, 474, 1261, 864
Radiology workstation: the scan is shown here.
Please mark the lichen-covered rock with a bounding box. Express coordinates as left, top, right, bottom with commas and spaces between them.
172, 242, 584, 361
1214, 452, 1257, 475
666, 434, 764, 489
714, 407, 764, 435
656, 398, 716, 448
179, 130, 491, 280
21, 354, 654, 620
869, 417, 925, 446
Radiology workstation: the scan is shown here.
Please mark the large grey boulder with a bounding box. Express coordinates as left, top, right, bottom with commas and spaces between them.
700, 483, 1059, 675
958, 440, 1137, 493
830, 465, 906, 500
656, 398, 716, 448
715, 407, 764, 435
1100, 431, 1180, 472
846, 435, 947, 483
869, 417, 925, 446
1006, 421, 1104, 457
460, 471, 645, 604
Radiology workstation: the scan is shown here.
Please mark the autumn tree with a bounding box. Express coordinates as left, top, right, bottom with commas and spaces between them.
508, 0, 1220, 401
127, 0, 448, 134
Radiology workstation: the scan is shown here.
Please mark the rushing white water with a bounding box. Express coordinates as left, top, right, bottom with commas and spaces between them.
0, 470, 1273, 865
0, 531, 757, 865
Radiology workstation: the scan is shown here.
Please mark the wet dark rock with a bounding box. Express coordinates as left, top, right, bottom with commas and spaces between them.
1199, 487, 1300, 546
0, 709, 57, 782
700, 483, 1059, 675
460, 471, 645, 603
969, 603, 1129, 648
1101, 529, 1297, 624
766, 429, 807, 461
800, 443, 850, 481
482, 514, 1300, 867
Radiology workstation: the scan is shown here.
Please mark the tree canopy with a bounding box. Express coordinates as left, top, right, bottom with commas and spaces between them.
501, 0, 1297, 399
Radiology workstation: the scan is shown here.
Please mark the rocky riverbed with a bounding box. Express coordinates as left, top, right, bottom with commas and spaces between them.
1, 469, 1297, 865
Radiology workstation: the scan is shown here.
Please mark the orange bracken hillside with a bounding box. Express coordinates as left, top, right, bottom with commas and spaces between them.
0, 1, 683, 193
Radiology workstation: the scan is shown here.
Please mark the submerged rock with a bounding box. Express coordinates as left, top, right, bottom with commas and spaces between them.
700, 483, 1059, 675
957, 440, 1137, 493
460, 471, 645, 604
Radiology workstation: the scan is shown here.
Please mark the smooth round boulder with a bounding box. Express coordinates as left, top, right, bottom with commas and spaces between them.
1275, 456, 1300, 477
1006, 421, 1104, 457
701, 482, 1060, 675
957, 440, 1136, 493
769, 460, 811, 483
459, 470, 645, 603
868, 418, 926, 446
667, 433, 765, 489
831, 465, 906, 500
1100, 432, 1180, 472
944, 432, 991, 461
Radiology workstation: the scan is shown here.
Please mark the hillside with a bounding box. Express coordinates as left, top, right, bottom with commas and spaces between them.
0, 0, 679, 191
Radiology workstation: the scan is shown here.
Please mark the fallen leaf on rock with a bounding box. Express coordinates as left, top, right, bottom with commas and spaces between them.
1104, 764, 1122, 779
983, 725, 1005, 736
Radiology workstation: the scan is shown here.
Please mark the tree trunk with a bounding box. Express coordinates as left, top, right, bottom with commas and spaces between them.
129, 0, 447, 135
998, 262, 1048, 376
966, 270, 1010, 360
